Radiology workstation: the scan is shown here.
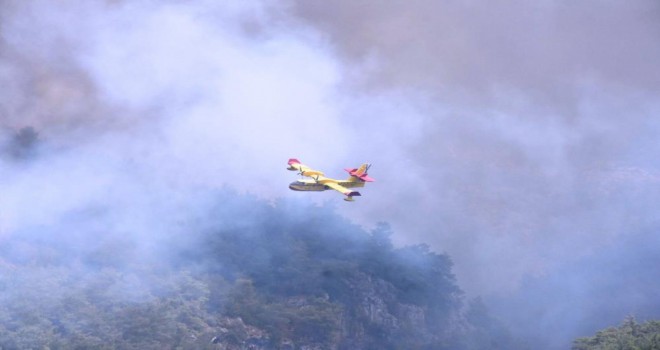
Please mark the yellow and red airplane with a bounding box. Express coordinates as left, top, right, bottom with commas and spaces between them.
287, 158, 374, 201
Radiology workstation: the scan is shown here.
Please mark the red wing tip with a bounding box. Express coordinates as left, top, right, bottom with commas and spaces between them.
360, 175, 375, 182
288, 158, 301, 165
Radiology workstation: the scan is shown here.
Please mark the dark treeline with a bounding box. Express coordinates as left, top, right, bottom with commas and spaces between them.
0, 188, 522, 349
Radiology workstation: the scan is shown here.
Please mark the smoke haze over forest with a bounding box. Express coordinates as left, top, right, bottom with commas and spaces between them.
2, 1, 660, 348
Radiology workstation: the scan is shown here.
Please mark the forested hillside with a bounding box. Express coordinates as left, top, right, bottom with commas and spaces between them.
573, 317, 660, 350
0, 157, 520, 349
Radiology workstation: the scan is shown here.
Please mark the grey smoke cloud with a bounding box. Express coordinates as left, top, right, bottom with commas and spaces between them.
289, 0, 660, 107
1, 1, 344, 203
283, 0, 660, 346
2, 0, 660, 348
0, 1, 421, 264
285, 0, 660, 288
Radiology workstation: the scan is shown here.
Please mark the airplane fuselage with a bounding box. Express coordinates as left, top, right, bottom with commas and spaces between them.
289, 179, 365, 192
287, 158, 372, 201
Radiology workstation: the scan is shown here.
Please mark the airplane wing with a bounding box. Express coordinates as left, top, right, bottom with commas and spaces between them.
325, 182, 361, 198
287, 158, 324, 177
287, 159, 363, 201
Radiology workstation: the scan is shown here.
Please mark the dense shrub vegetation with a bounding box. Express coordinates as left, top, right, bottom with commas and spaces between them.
573, 317, 660, 350
0, 189, 520, 349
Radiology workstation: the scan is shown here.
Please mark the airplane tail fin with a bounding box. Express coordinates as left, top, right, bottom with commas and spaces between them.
345, 163, 375, 182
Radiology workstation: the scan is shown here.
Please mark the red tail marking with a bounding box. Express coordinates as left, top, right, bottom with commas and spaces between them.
344, 168, 375, 182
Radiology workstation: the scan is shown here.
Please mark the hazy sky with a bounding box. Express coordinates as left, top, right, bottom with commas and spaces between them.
1, 0, 660, 347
